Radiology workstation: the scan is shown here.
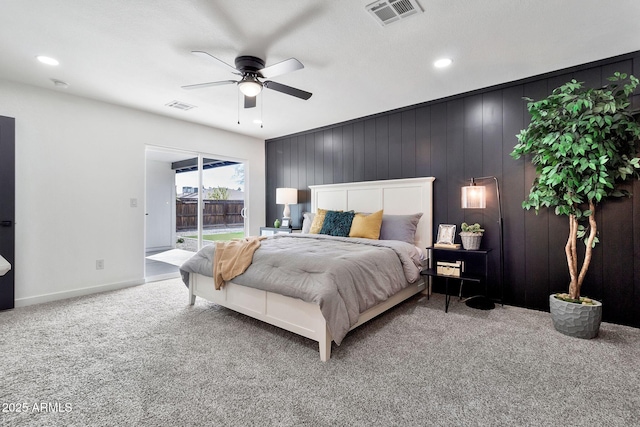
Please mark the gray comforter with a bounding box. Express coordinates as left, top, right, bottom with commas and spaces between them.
179, 234, 422, 344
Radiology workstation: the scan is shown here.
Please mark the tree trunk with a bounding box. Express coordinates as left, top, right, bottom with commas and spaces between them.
566, 215, 579, 298
565, 201, 597, 299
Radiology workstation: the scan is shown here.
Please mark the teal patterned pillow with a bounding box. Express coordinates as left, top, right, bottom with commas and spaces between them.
319, 211, 355, 237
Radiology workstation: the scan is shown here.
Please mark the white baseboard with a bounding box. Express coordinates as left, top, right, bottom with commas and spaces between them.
145, 245, 173, 253
145, 272, 180, 283
14, 278, 145, 308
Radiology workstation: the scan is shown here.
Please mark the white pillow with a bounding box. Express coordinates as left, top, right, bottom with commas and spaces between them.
301, 212, 315, 234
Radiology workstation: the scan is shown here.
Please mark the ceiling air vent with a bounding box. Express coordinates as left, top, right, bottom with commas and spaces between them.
165, 100, 196, 111
366, 0, 422, 26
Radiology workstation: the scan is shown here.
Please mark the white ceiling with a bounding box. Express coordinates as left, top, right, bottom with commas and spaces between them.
2, 0, 640, 140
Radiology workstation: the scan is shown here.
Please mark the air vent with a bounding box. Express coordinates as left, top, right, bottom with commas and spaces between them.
366, 0, 422, 26
165, 100, 196, 111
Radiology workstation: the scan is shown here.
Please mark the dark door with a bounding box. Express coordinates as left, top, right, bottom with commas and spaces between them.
0, 116, 15, 310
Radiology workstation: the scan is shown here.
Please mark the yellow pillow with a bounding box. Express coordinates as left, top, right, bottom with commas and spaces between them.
349, 210, 384, 239
309, 208, 329, 234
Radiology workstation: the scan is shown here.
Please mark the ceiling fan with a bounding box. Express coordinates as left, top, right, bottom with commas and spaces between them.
182, 51, 312, 108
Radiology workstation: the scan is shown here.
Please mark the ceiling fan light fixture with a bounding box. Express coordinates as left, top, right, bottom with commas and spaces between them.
238, 75, 262, 97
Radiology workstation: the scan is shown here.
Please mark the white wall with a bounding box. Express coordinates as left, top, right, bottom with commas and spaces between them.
0, 80, 265, 306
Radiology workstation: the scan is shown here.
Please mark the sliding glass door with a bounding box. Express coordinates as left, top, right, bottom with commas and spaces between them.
145, 147, 246, 280
175, 159, 245, 252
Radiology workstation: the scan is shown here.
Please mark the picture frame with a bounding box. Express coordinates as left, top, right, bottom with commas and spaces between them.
281, 219, 290, 228
436, 224, 456, 245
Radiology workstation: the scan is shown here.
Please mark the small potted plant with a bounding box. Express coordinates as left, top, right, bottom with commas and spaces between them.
459, 222, 484, 250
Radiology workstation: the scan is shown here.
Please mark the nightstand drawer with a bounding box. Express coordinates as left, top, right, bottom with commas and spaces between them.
260, 227, 292, 236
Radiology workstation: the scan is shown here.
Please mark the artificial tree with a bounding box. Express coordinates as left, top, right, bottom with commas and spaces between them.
512, 72, 640, 301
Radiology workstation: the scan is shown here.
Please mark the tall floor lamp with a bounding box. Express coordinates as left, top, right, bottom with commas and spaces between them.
461, 176, 504, 310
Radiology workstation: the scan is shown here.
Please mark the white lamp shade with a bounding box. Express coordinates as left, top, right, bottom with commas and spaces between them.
276, 188, 298, 205
461, 185, 486, 209
276, 187, 297, 220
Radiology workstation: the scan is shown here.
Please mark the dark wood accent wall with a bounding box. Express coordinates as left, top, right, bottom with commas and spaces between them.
266, 51, 640, 328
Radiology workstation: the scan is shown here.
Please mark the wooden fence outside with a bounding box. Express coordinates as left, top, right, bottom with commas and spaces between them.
176, 199, 244, 230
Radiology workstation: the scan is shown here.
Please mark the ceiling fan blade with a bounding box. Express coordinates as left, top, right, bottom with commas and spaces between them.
263, 81, 312, 100
191, 51, 240, 75
181, 80, 237, 90
244, 96, 256, 109
259, 58, 304, 79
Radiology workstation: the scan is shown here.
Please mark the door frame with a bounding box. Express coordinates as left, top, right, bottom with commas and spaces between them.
144, 145, 248, 275
0, 116, 15, 310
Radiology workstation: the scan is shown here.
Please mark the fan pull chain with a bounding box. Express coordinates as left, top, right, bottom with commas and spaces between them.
260, 93, 263, 128
237, 88, 240, 125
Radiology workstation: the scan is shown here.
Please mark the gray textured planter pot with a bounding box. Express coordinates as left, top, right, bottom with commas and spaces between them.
549, 295, 602, 339
460, 232, 482, 250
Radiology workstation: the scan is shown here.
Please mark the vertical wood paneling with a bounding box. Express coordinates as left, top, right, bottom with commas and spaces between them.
305, 134, 315, 212
376, 116, 389, 180
415, 106, 431, 177
353, 121, 365, 182
276, 139, 284, 189
401, 110, 416, 178
289, 137, 299, 225
297, 136, 307, 213
388, 113, 402, 179
290, 137, 298, 191
364, 119, 376, 181
323, 130, 333, 184
447, 99, 465, 229
430, 103, 448, 231
264, 51, 640, 328
502, 84, 526, 306
482, 90, 503, 297
314, 132, 324, 184
282, 138, 291, 188
266, 141, 277, 227
343, 124, 354, 183
333, 127, 343, 184
463, 95, 484, 231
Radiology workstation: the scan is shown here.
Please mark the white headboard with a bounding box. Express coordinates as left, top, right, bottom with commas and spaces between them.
309, 177, 435, 256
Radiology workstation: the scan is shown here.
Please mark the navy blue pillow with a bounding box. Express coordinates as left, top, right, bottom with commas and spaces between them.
319, 211, 355, 237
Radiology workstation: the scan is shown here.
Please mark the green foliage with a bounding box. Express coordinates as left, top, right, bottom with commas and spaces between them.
461, 222, 484, 233
511, 72, 640, 244
184, 232, 244, 241
207, 186, 230, 200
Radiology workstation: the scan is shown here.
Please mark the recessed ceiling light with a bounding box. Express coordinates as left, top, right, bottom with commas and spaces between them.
36, 56, 59, 66
434, 58, 452, 68
253, 119, 263, 125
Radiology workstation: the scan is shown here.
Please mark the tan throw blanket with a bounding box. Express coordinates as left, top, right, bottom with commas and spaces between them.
213, 236, 266, 290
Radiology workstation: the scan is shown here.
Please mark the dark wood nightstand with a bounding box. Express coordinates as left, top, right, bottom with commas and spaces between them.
421, 247, 493, 312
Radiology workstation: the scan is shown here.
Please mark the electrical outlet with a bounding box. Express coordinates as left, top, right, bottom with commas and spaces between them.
96, 259, 104, 270
130, 198, 137, 208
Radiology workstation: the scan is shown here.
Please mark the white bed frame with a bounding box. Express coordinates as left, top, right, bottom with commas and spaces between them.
188, 177, 435, 361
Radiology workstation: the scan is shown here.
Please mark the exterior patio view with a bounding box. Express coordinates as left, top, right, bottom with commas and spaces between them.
174, 187, 245, 252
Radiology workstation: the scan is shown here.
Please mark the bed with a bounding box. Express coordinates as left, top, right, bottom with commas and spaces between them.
180, 177, 435, 361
